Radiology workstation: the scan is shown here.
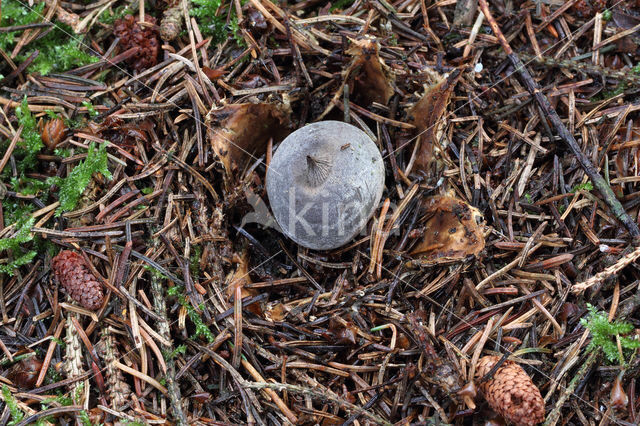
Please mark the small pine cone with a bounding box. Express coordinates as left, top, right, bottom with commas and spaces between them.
160, 5, 182, 41
475, 356, 545, 426
113, 15, 160, 71
55, 7, 81, 33
98, 327, 131, 409
52, 250, 105, 310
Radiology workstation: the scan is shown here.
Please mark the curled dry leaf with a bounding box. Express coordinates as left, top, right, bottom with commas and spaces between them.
475, 356, 545, 426
407, 69, 461, 174
345, 36, 395, 106
89, 116, 153, 152
247, 7, 269, 34
208, 101, 291, 179
406, 311, 463, 399
572, 0, 607, 18
202, 66, 226, 80
324, 317, 358, 346
410, 195, 485, 264
453, 0, 478, 26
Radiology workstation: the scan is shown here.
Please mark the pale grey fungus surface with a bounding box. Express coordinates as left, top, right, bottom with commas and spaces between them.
266, 121, 385, 250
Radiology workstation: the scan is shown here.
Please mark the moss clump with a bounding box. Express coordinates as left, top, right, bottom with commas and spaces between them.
190, 0, 244, 46
167, 285, 215, 342
0, 0, 45, 51
0, 216, 36, 276
0, 0, 98, 76
13, 97, 44, 172
1, 385, 24, 425
27, 29, 98, 75
99, 5, 134, 25
581, 304, 640, 365
55, 142, 112, 216
190, 0, 226, 42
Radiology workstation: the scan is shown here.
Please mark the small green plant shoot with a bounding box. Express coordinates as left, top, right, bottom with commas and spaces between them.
0, 217, 36, 276
167, 285, 215, 342
581, 304, 640, 365
13, 97, 44, 172
2, 385, 24, 425
56, 142, 112, 216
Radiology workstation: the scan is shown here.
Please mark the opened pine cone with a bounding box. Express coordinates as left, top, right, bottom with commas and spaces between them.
113, 15, 160, 71
475, 356, 545, 426
52, 250, 105, 310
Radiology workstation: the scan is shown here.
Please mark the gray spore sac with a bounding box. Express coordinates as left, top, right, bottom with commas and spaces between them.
266, 121, 385, 250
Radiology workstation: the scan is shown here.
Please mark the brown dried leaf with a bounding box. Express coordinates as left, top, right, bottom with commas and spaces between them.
407, 69, 461, 172
202, 66, 226, 80
410, 195, 485, 263
326, 317, 358, 346
209, 102, 291, 178
346, 36, 395, 106
612, 9, 640, 30
453, 0, 478, 26
265, 302, 286, 322
55, 6, 82, 33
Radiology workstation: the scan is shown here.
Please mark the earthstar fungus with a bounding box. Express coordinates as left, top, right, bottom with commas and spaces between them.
266, 121, 385, 250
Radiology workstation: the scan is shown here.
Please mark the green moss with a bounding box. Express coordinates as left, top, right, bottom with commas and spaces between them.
0, 216, 36, 276
190, 244, 202, 279
330, 0, 356, 11
167, 344, 187, 359
0, 0, 97, 76
167, 285, 214, 342
12, 97, 44, 172
228, 14, 245, 47
2, 385, 24, 426
99, 5, 134, 25
78, 410, 93, 426
572, 181, 593, 192
82, 101, 99, 118
56, 142, 112, 215
190, 0, 225, 42
592, 83, 629, 101
25, 31, 98, 76
0, 0, 45, 52
581, 304, 640, 365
